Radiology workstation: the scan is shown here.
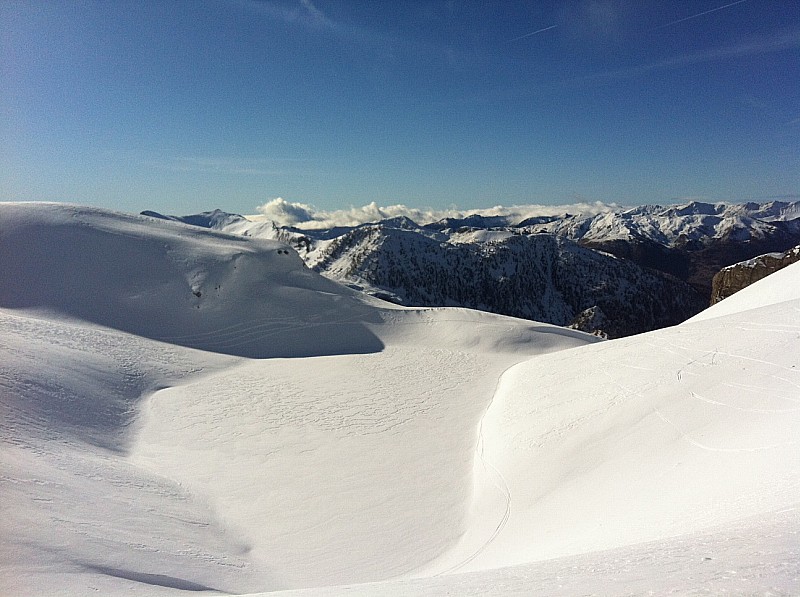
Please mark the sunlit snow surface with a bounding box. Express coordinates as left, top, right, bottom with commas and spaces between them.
1, 203, 798, 595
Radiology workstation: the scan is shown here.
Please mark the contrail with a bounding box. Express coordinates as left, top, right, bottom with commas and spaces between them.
654, 0, 749, 30
509, 25, 557, 43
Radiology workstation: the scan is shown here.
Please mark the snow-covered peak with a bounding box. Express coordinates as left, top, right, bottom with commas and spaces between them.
141, 207, 248, 229
514, 200, 800, 246
0, 202, 383, 358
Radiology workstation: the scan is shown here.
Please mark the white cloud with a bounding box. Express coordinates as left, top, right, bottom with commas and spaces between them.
256, 197, 316, 226
252, 198, 620, 229
299, 0, 331, 28
508, 25, 558, 44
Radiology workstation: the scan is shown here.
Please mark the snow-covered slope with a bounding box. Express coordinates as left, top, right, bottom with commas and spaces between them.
0, 203, 594, 595
455, 292, 800, 571
709, 245, 800, 305
2, 202, 798, 596
1, 204, 392, 358
690, 259, 800, 322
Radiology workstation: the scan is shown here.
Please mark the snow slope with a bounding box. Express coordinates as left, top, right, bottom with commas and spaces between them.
459, 293, 800, 571
267, 271, 800, 596
0, 203, 594, 595
690, 260, 800, 322
2, 202, 798, 596
0, 203, 390, 358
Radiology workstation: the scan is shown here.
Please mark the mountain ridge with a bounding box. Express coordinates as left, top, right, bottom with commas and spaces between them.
144, 200, 800, 337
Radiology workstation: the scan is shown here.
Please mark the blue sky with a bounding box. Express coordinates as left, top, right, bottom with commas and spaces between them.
2, 0, 799, 215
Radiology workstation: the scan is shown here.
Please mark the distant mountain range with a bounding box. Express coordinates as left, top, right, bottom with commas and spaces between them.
143, 200, 800, 338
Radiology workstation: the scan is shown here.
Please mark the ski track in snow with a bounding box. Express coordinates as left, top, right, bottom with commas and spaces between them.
687, 390, 800, 413
654, 409, 799, 453
432, 364, 516, 576
644, 332, 800, 450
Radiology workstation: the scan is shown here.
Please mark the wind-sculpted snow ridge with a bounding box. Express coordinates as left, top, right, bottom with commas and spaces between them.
261, 264, 800, 596
436, 270, 800, 572
1, 202, 390, 358
2, 203, 798, 595
690, 258, 800, 322
0, 202, 597, 595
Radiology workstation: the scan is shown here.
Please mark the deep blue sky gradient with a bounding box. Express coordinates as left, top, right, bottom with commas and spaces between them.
2, 0, 799, 214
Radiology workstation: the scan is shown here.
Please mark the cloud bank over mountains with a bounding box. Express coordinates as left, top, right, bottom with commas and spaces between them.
254, 197, 620, 229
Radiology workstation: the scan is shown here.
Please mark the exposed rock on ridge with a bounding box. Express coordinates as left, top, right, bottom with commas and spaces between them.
710, 246, 800, 305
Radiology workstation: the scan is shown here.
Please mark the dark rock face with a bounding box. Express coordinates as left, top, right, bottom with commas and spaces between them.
710, 246, 800, 305
568, 305, 610, 338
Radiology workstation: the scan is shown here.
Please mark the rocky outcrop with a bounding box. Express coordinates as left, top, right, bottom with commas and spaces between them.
710, 246, 800, 305
568, 305, 610, 338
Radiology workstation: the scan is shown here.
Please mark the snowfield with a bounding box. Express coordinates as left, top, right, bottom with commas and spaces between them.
1, 202, 798, 595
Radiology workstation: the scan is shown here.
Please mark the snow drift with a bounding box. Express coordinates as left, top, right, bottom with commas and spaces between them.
1, 202, 798, 596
